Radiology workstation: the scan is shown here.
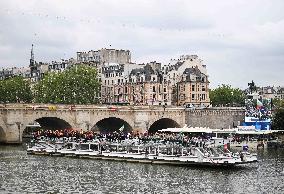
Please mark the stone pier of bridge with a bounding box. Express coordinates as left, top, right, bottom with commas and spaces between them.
0, 104, 245, 144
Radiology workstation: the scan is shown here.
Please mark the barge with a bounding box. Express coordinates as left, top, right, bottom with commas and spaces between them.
27, 139, 258, 167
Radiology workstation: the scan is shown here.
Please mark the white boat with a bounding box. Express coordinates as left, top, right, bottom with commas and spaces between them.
27, 140, 257, 167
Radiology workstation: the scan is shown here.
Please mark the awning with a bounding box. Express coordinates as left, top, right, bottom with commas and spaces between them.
159, 127, 213, 133
236, 130, 281, 135
159, 127, 281, 135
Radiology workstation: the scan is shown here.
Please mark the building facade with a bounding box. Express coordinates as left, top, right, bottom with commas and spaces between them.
162, 55, 210, 107
100, 55, 210, 107
124, 64, 172, 105
1, 46, 211, 107
258, 86, 284, 100
176, 67, 210, 107
77, 48, 131, 64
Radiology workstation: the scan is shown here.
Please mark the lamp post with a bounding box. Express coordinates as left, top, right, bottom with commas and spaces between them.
86, 122, 90, 131
199, 96, 202, 107
15, 122, 22, 143
145, 121, 149, 133
231, 91, 234, 107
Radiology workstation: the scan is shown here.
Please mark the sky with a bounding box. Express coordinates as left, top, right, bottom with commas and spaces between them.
0, 0, 283, 89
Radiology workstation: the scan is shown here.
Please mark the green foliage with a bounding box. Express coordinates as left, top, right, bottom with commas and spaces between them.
272, 99, 284, 130
272, 108, 284, 130
272, 98, 284, 109
34, 65, 101, 104
209, 84, 245, 107
0, 76, 33, 103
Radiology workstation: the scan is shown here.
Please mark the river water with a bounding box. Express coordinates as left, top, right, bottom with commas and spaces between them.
0, 145, 284, 194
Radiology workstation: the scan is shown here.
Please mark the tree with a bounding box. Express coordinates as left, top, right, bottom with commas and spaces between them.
272, 108, 284, 130
272, 98, 284, 110
0, 76, 33, 103
34, 65, 101, 104
271, 98, 284, 130
209, 84, 245, 107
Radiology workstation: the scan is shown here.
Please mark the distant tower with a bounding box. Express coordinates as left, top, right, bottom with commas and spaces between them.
29, 44, 34, 67
29, 44, 37, 77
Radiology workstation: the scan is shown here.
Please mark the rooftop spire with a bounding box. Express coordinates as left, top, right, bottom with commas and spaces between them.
29, 44, 34, 67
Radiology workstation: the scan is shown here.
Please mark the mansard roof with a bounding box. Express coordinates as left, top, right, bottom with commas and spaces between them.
102, 63, 124, 74
183, 67, 207, 82
130, 64, 154, 76
277, 87, 284, 94
183, 67, 202, 76
167, 61, 184, 71
130, 64, 164, 82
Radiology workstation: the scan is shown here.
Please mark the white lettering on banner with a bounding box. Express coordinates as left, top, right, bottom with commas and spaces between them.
238, 126, 256, 131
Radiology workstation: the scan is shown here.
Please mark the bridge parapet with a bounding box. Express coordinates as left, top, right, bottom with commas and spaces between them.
0, 104, 245, 144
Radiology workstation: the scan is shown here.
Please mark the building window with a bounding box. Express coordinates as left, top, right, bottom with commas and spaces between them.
192, 85, 195, 91
164, 87, 167, 92
192, 94, 195, 100
153, 86, 156, 92
202, 86, 205, 91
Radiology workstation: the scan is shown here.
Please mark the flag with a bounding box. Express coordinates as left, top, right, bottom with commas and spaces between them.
256, 99, 263, 109
224, 143, 228, 150
118, 125, 124, 132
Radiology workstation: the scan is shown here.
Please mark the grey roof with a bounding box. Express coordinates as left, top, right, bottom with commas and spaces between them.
130, 64, 162, 81
183, 67, 201, 76
183, 67, 206, 82
102, 64, 124, 74
166, 61, 184, 72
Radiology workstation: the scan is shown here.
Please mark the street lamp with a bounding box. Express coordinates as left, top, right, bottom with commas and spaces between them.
145, 121, 149, 133
199, 96, 202, 107
15, 122, 22, 143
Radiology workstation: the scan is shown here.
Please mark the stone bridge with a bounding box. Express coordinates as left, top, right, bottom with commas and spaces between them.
0, 104, 245, 144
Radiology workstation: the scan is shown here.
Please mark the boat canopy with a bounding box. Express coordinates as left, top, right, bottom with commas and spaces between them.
159, 127, 219, 133
236, 130, 280, 135
158, 126, 281, 135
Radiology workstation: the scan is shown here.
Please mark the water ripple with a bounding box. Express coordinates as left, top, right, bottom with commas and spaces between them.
0, 146, 284, 193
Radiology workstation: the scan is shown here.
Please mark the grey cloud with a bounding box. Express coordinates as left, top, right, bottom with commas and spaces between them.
0, 0, 283, 88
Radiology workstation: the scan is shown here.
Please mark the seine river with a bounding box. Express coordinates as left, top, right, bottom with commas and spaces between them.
1, 145, 284, 194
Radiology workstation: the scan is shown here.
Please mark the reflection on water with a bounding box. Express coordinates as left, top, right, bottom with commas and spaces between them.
0, 145, 284, 194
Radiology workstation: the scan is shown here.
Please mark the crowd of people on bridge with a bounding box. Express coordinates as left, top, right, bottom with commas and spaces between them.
32, 128, 212, 147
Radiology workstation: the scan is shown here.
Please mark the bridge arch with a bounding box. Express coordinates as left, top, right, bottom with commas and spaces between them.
148, 118, 181, 134
92, 117, 133, 134
22, 116, 73, 134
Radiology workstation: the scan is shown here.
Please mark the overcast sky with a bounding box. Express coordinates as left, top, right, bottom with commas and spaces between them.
0, 0, 283, 88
